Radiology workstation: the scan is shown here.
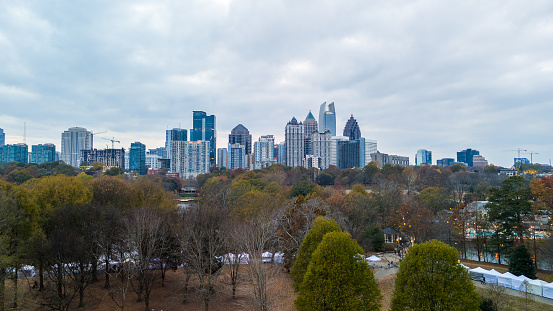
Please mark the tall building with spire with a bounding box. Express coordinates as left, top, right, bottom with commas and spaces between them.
343, 114, 361, 140
190, 111, 216, 167
229, 124, 252, 155
61, 127, 93, 167
304, 111, 318, 156
285, 117, 304, 167
318, 102, 336, 136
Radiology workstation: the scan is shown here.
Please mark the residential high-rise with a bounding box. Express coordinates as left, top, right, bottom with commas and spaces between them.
318, 102, 336, 136
285, 117, 304, 167
149, 147, 167, 159
310, 131, 332, 169
31, 143, 56, 164
165, 128, 187, 160
254, 135, 276, 169
191, 111, 216, 167
229, 124, 252, 155
228, 143, 246, 170
129, 142, 146, 175
61, 127, 93, 167
415, 149, 432, 166
343, 114, 361, 140
0, 128, 5, 147
0, 143, 28, 164
457, 149, 480, 167
217, 148, 228, 168
171, 140, 210, 178
276, 142, 286, 165
146, 152, 162, 170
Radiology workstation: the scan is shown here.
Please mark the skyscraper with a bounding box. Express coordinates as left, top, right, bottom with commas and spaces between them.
0, 128, 5, 147
0, 143, 28, 164
343, 114, 361, 140
229, 124, 252, 155
318, 102, 336, 136
254, 135, 276, 169
285, 117, 304, 167
304, 111, 318, 156
171, 140, 210, 178
415, 149, 432, 166
191, 111, 216, 167
457, 149, 479, 167
217, 148, 228, 168
31, 144, 56, 164
311, 131, 332, 169
165, 128, 187, 160
61, 127, 93, 167
228, 143, 246, 170
129, 142, 146, 175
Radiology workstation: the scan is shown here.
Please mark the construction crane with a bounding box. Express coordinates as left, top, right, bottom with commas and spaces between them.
90, 131, 107, 148
102, 137, 120, 149
504, 148, 528, 169
525, 151, 539, 164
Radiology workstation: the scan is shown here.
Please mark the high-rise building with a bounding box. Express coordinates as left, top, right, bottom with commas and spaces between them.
31, 144, 56, 164
343, 114, 361, 140
318, 102, 336, 136
171, 140, 210, 178
165, 128, 187, 160
370, 152, 409, 168
437, 158, 455, 167
228, 143, 246, 170
472, 155, 488, 168
0, 143, 28, 164
276, 142, 286, 165
146, 153, 162, 170
337, 140, 361, 169
149, 147, 167, 159
217, 148, 228, 168
285, 117, 304, 167
0, 128, 5, 147
229, 124, 252, 155
457, 149, 480, 167
81, 148, 125, 168
191, 111, 216, 167
304, 111, 318, 156
129, 142, 146, 175
254, 135, 276, 169
61, 127, 93, 167
310, 131, 333, 169
415, 149, 432, 166
330, 136, 350, 167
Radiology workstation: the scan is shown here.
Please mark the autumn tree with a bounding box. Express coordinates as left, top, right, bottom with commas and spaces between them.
295, 231, 381, 311
291, 216, 341, 291
391, 240, 480, 311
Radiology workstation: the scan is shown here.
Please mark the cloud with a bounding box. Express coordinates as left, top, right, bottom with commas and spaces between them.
0, 0, 552, 166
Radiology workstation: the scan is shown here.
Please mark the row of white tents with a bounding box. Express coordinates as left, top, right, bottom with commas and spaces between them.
466, 266, 553, 300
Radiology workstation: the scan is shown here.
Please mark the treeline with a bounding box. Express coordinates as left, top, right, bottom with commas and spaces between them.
0, 161, 552, 310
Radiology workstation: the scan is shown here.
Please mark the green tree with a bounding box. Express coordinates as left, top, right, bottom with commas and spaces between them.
290, 180, 316, 198
105, 166, 124, 176
295, 231, 381, 311
291, 216, 341, 291
486, 176, 532, 243
508, 245, 536, 279
391, 240, 480, 311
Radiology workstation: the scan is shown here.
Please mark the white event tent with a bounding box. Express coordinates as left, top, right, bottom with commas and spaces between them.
497, 272, 517, 289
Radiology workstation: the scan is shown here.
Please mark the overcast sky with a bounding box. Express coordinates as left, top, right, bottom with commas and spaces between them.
1, 0, 552, 167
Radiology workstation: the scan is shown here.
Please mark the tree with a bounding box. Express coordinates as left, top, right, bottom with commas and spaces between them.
290, 180, 316, 198
486, 176, 532, 243
508, 245, 536, 279
391, 240, 480, 311
295, 231, 381, 311
105, 166, 124, 176
291, 216, 341, 291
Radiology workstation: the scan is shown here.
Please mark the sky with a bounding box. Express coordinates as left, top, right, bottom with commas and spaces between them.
1, 0, 552, 168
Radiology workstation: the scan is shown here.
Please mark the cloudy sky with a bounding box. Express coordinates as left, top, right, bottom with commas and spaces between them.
1, 0, 552, 167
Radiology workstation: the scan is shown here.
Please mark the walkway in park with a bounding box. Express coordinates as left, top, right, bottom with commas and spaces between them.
368, 253, 553, 306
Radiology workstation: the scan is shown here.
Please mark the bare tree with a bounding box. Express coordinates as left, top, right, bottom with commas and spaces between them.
180, 204, 227, 311
236, 211, 284, 311
124, 207, 169, 311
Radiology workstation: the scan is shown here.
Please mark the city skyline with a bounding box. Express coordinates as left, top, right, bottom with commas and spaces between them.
1, 1, 553, 167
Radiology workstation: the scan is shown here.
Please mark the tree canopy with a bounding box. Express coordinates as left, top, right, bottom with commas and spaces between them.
508, 245, 536, 279
391, 240, 480, 311
295, 231, 381, 311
